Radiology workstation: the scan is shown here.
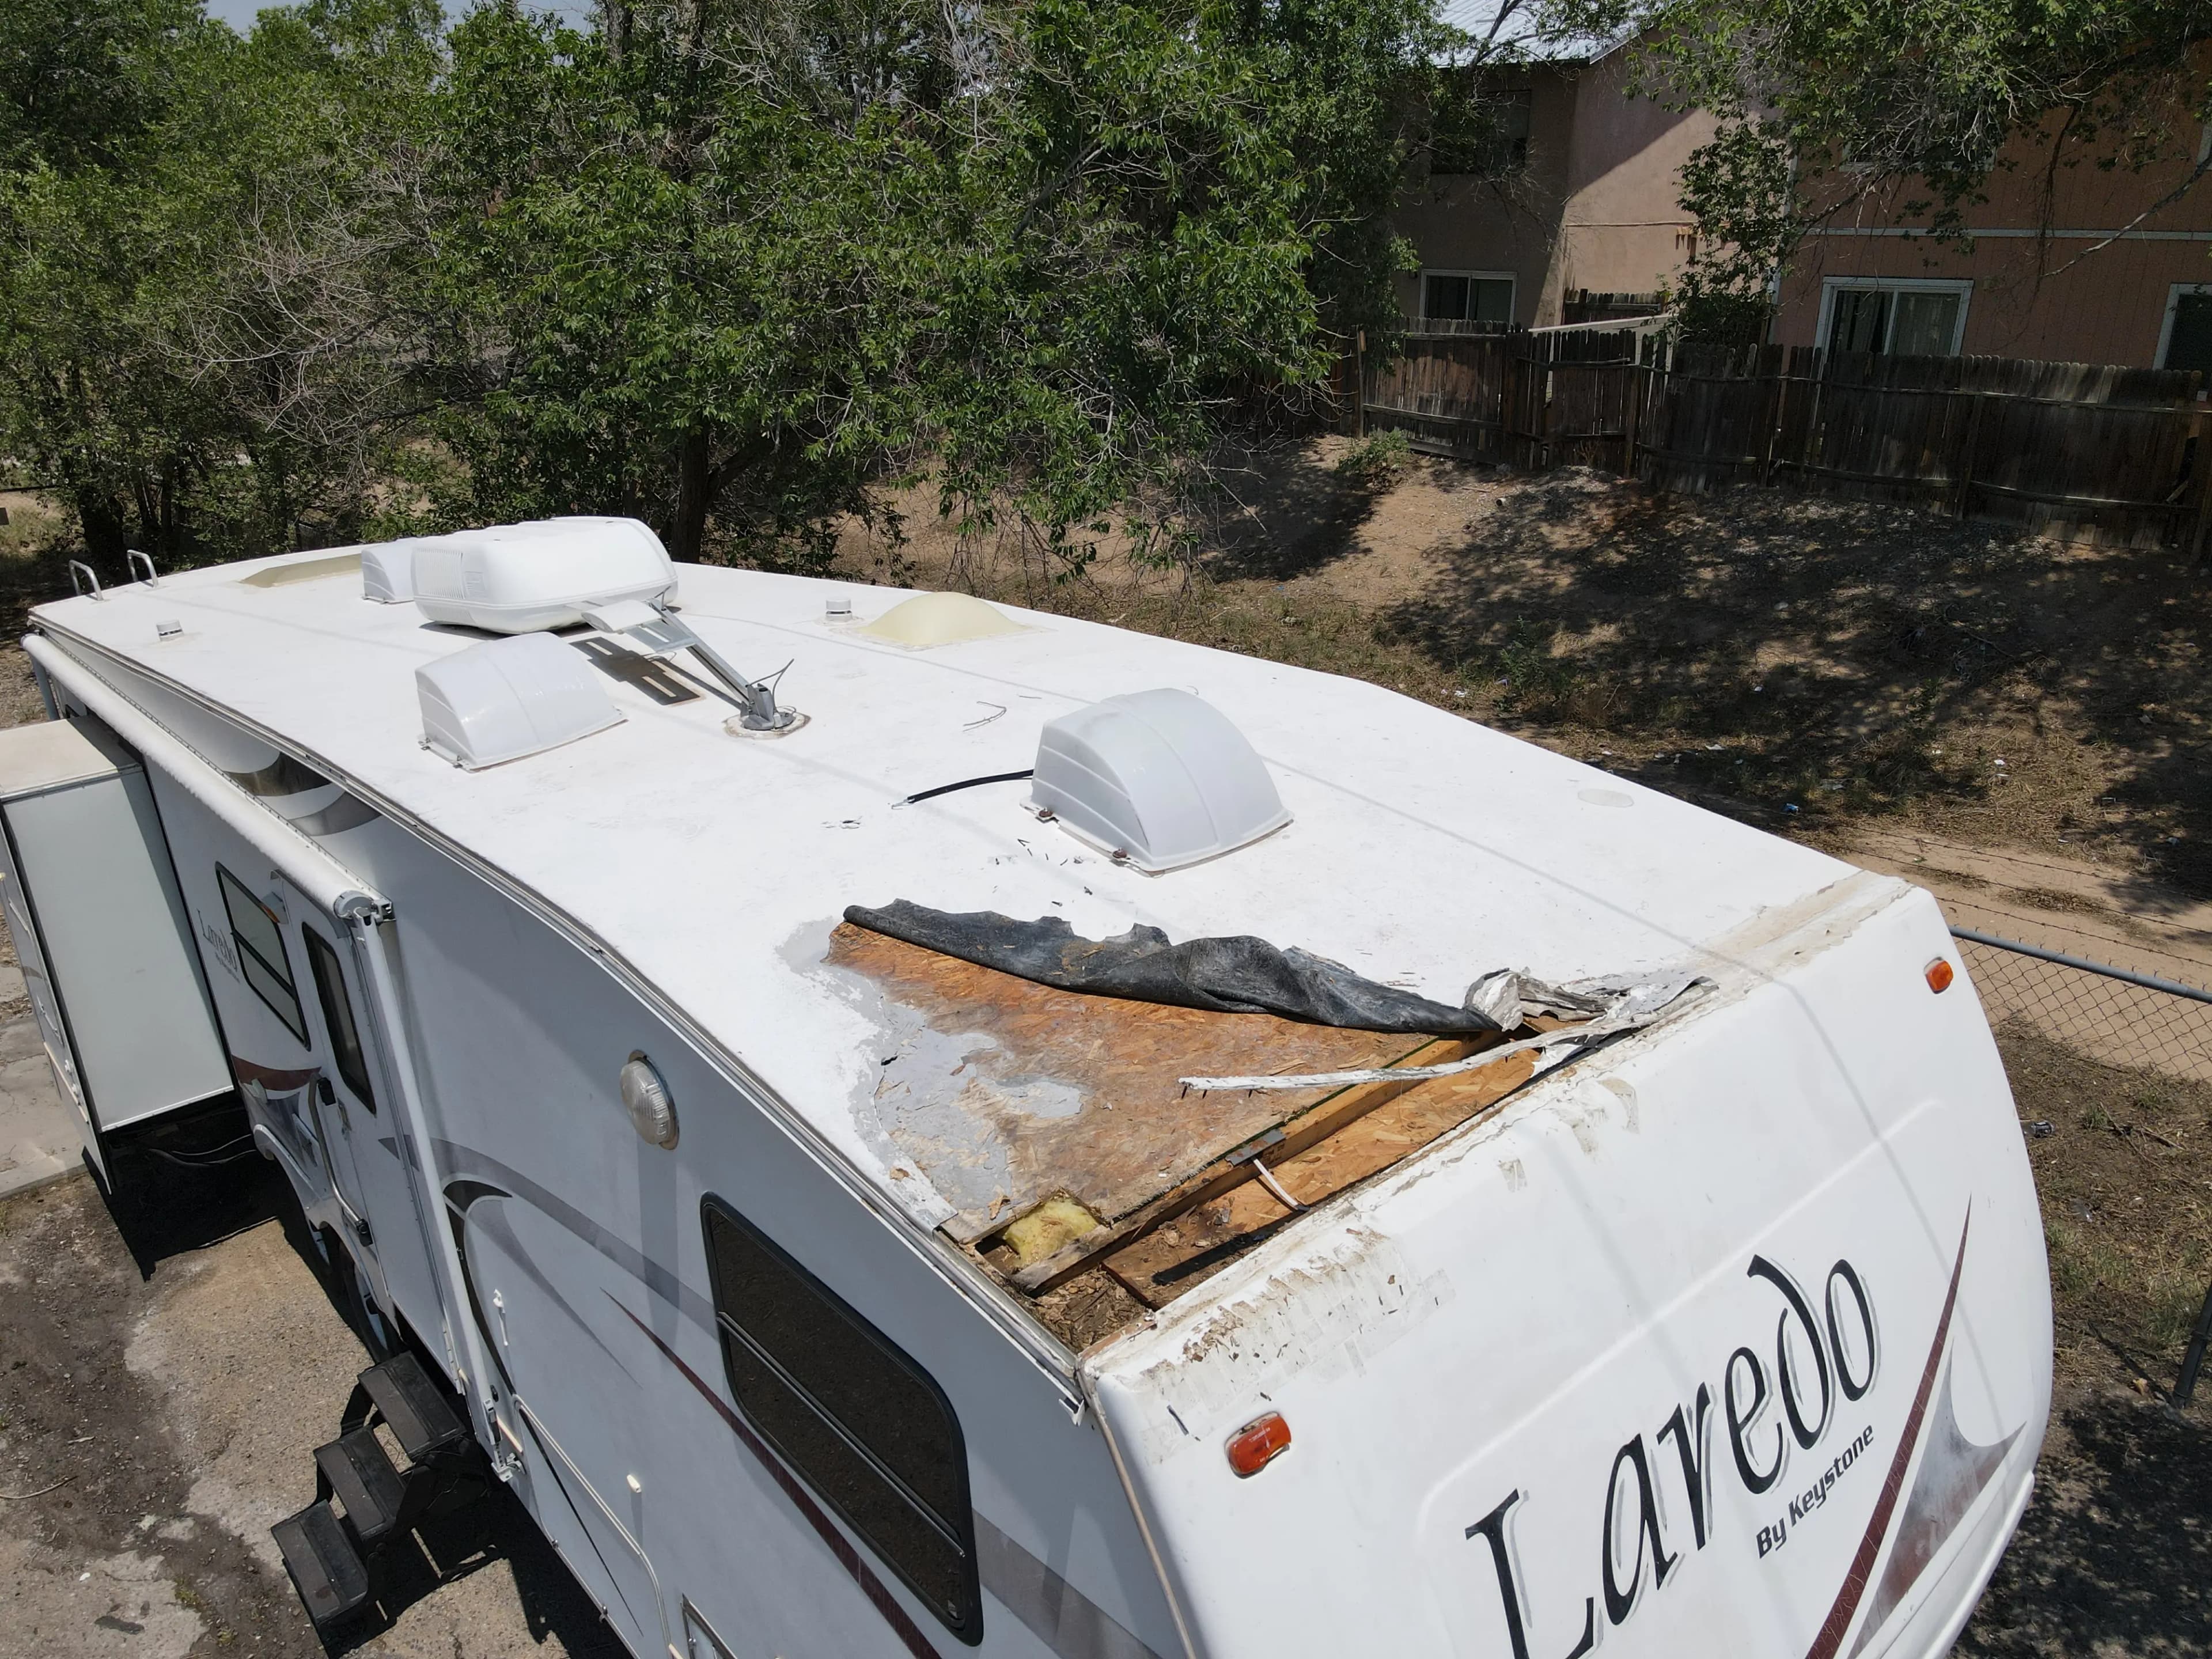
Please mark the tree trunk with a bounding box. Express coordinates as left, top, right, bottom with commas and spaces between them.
68, 480, 130, 567
672, 426, 714, 562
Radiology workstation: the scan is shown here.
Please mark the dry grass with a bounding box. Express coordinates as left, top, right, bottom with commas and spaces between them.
838, 440, 2212, 910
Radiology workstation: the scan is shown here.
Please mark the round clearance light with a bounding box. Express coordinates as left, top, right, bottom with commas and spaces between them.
620, 1054, 679, 1149
1925, 957, 1956, 994
1225, 1411, 1292, 1478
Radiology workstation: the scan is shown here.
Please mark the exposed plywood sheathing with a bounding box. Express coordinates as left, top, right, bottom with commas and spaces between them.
832, 919, 1567, 1327
826, 921, 1437, 1234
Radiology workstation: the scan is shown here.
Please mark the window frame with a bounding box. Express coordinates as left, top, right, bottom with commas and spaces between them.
1815, 276, 1972, 356
302, 929, 376, 1112
1420, 267, 1518, 325
2156, 282, 2212, 372
215, 864, 308, 1045
699, 1195, 982, 1644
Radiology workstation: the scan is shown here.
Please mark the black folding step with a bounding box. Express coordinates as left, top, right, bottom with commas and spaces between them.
315, 1428, 406, 1545
272, 1502, 370, 1628
358, 1351, 469, 1462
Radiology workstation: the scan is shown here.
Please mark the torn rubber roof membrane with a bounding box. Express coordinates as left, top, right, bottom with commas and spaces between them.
844, 900, 1502, 1035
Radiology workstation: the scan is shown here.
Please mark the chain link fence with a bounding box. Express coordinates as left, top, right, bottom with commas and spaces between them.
1951, 925, 2212, 1403
1954, 926, 2212, 1084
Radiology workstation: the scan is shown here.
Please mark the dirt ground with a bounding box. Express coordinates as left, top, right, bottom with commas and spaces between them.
0, 1154, 623, 1658
1960, 1029, 2212, 1656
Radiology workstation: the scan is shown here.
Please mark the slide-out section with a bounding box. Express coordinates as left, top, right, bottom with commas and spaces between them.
0, 715, 232, 1181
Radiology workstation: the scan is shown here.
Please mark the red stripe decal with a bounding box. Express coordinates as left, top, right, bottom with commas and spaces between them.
612, 1299, 946, 1659
1804, 1207, 1973, 1659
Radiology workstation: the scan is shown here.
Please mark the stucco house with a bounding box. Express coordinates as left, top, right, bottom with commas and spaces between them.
1402, 14, 2212, 372
1772, 94, 2212, 372
1392, 10, 1715, 329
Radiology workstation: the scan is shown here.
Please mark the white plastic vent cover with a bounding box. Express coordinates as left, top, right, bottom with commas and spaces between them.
360, 540, 416, 604
417, 633, 623, 769
412, 516, 677, 634
1032, 689, 1289, 871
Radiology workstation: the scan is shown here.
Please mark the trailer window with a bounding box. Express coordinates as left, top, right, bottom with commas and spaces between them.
303, 930, 375, 1112
700, 1197, 980, 1643
217, 865, 308, 1045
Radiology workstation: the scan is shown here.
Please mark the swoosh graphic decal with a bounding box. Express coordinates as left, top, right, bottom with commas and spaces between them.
973, 1514, 1166, 1659
1804, 1207, 1972, 1659
434, 1141, 717, 1332
1847, 1359, 2020, 1654
232, 1055, 319, 1092
612, 1297, 946, 1659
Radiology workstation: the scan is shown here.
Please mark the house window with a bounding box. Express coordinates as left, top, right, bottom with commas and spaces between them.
217, 865, 308, 1045
1817, 279, 1970, 356
700, 1197, 980, 1643
304, 930, 375, 1111
2158, 285, 2212, 376
1423, 270, 1516, 325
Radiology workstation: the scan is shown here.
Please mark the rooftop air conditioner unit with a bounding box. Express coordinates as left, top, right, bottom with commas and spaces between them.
412, 517, 677, 635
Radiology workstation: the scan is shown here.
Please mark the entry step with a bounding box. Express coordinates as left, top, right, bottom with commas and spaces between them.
315, 1428, 404, 1544
359, 1351, 469, 1462
272, 1502, 370, 1628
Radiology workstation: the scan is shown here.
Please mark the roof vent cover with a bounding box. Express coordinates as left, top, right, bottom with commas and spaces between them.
361, 540, 416, 604
417, 633, 622, 769
855, 591, 1026, 649
412, 517, 677, 634
1032, 689, 1289, 871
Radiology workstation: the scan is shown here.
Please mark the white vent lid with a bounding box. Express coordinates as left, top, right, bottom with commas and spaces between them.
1032, 689, 1289, 871
417, 633, 623, 770
361, 539, 416, 604
412, 516, 677, 635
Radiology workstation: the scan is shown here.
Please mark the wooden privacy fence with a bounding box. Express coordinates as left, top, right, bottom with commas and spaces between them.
1361, 330, 2212, 551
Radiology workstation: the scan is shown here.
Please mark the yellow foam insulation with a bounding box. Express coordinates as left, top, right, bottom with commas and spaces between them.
1001, 1196, 1100, 1267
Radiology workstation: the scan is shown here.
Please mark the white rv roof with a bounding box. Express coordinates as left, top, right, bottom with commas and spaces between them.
32, 551, 1852, 1222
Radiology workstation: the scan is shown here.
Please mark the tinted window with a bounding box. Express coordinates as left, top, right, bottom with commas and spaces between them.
700, 1198, 979, 1643
1423, 273, 1513, 324
2166, 291, 2212, 375
1830, 287, 1889, 353
217, 865, 306, 1044
304, 930, 375, 1111
1889, 290, 1960, 355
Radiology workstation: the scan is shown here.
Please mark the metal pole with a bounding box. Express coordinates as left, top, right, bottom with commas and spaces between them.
2176, 1280, 2212, 1407
1354, 329, 1366, 439
1949, 926, 2212, 1005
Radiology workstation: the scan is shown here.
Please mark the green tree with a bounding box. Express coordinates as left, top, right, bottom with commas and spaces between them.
0, 0, 438, 566
425, 0, 1450, 573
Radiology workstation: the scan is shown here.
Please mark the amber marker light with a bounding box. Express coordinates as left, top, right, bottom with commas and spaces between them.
1925, 957, 1956, 994
1226, 1412, 1292, 1478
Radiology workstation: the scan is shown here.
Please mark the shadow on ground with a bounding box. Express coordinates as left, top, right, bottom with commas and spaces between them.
327, 1483, 626, 1658
1959, 1391, 2212, 1654
1355, 472, 2212, 907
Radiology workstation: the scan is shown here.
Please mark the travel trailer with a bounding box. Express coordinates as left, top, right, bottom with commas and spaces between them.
1, 522, 2049, 1659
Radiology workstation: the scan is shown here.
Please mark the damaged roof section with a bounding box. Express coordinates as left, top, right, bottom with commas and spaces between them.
825, 908, 1594, 1346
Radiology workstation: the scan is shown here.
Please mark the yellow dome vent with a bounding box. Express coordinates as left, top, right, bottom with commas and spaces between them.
854, 592, 1028, 649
